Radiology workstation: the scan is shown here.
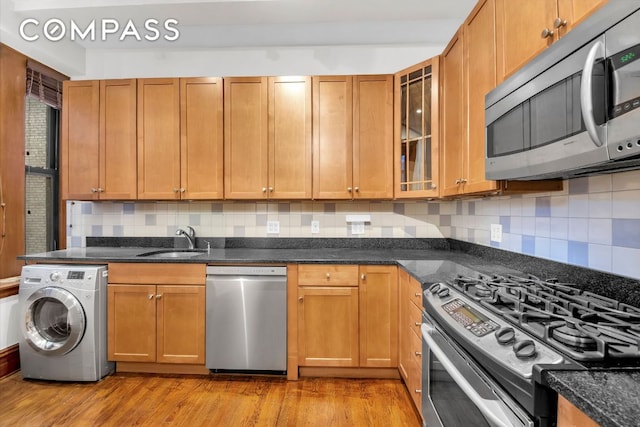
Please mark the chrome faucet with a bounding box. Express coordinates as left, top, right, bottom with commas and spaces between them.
175, 226, 196, 249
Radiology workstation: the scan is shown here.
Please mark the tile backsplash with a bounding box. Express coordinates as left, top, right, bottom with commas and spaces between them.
67, 169, 640, 280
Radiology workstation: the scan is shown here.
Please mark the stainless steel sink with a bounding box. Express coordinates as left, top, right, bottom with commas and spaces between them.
137, 249, 207, 258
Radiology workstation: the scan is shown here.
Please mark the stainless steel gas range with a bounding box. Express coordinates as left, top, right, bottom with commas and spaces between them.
419, 260, 640, 427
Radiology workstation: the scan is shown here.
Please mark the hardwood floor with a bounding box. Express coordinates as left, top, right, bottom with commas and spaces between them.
0, 372, 421, 426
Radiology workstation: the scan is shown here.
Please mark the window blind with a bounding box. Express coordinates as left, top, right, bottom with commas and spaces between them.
25, 62, 67, 110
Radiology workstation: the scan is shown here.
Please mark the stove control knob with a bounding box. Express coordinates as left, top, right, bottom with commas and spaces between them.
437, 287, 450, 298
495, 327, 515, 344
513, 340, 537, 359
428, 283, 441, 294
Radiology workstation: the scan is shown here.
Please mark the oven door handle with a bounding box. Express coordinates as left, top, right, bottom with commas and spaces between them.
422, 323, 525, 427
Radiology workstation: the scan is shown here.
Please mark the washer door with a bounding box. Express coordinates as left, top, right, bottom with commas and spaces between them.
23, 286, 86, 356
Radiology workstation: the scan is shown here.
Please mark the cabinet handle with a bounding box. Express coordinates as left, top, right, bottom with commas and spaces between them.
455, 179, 461, 185
148, 294, 154, 300
262, 187, 267, 193
180, 187, 185, 193
326, 272, 330, 279
97, 187, 104, 193
347, 187, 352, 192
415, 389, 422, 394
354, 187, 359, 192
415, 351, 422, 357
298, 297, 303, 303
361, 274, 366, 280
415, 292, 421, 297
460, 178, 468, 184
553, 17, 567, 29
156, 294, 162, 299
415, 322, 421, 326
91, 188, 98, 193
269, 187, 274, 192
541, 28, 554, 38
173, 188, 179, 193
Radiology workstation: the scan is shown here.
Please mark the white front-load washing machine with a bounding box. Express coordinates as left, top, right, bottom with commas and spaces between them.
18, 264, 114, 381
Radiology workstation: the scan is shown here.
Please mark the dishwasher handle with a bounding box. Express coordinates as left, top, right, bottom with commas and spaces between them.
206, 266, 287, 276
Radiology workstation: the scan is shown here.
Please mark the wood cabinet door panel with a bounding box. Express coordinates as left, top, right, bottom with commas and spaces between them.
312, 76, 353, 199
137, 78, 181, 199
107, 284, 156, 362
61, 80, 100, 200
359, 265, 398, 367
180, 77, 224, 199
100, 79, 137, 200
353, 75, 394, 199
268, 76, 312, 199
463, 0, 501, 195
224, 77, 269, 199
156, 285, 205, 364
496, 0, 557, 81
558, 0, 608, 36
440, 30, 465, 197
297, 287, 359, 367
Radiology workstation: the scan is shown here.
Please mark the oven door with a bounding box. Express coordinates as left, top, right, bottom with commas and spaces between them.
421, 317, 533, 427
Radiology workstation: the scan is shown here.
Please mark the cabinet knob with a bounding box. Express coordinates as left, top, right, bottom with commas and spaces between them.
460, 178, 468, 184
269, 187, 274, 192
347, 187, 352, 192
455, 179, 461, 185
541, 28, 554, 39
361, 274, 366, 280
262, 187, 267, 193
326, 272, 331, 279
553, 17, 567, 29
148, 294, 154, 300
91, 188, 98, 193
415, 389, 422, 394
180, 187, 185, 193
354, 187, 359, 192
97, 187, 104, 193
173, 188, 179, 193
415, 322, 421, 326
415, 292, 421, 297
156, 294, 162, 299
298, 297, 303, 303
415, 351, 422, 357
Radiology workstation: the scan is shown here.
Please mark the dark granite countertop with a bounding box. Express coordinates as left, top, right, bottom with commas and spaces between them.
18, 237, 640, 425
544, 370, 640, 427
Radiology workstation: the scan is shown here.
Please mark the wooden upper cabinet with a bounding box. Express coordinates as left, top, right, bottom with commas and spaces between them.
137, 78, 181, 199
224, 77, 269, 199
180, 77, 224, 200
313, 75, 354, 199
463, 0, 502, 195
313, 75, 393, 200
62, 80, 100, 200
394, 59, 440, 199
268, 76, 312, 199
496, 0, 608, 81
440, 28, 466, 197
62, 79, 137, 200
353, 75, 394, 199
100, 80, 137, 199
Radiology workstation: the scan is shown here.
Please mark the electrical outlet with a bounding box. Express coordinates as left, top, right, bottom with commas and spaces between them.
311, 220, 320, 234
351, 222, 365, 235
267, 221, 280, 234
490, 223, 502, 243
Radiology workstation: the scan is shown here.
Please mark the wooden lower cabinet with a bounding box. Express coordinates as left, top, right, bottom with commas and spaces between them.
557, 395, 599, 427
296, 264, 398, 371
398, 267, 424, 418
107, 263, 206, 367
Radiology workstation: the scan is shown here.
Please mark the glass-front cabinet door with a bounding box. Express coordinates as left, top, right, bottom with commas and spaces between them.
394, 57, 440, 198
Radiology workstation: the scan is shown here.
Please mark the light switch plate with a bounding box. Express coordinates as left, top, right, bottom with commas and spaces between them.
351, 222, 365, 235
267, 221, 280, 234
490, 223, 502, 243
311, 220, 320, 234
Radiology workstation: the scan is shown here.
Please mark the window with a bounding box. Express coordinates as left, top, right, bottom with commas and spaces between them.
24, 65, 63, 254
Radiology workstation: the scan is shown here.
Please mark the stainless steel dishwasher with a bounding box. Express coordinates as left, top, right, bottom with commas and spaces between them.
205, 266, 287, 374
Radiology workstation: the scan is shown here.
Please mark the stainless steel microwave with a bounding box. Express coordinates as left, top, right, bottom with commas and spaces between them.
485, 2, 640, 181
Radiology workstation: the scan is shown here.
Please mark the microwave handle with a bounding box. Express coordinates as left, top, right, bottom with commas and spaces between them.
422, 324, 520, 427
580, 39, 605, 147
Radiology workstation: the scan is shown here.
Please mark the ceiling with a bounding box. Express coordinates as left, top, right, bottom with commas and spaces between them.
9, 0, 477, 49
